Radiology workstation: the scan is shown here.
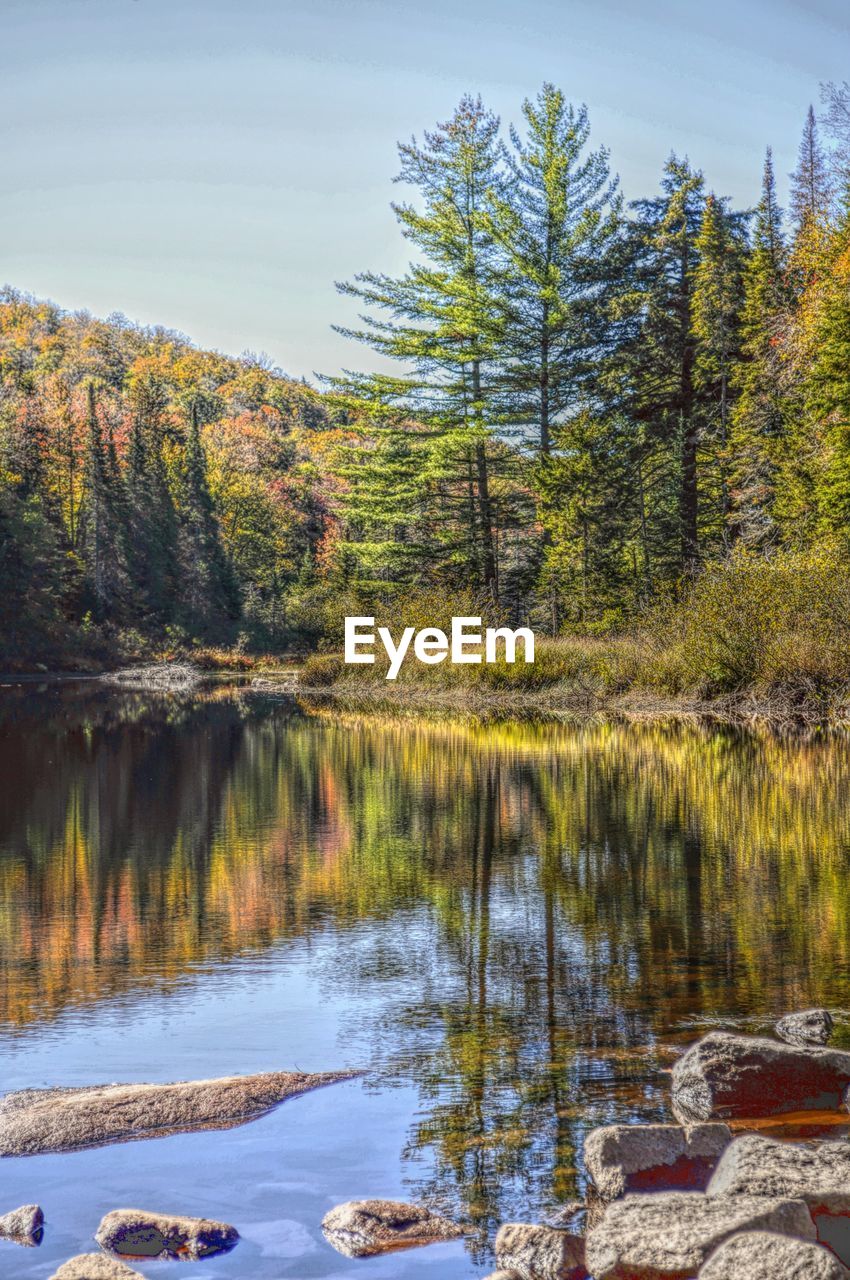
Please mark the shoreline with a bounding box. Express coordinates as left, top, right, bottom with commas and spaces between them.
2, 663, 848, 733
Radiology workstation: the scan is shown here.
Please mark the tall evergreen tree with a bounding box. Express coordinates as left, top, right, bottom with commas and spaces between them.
621, 157, 707, 576
485, 84, 622, 454
79, 383, 125, 616
333, 95, 505, 595
729, 149, 789, 545
692, 193, 746, 546
179, 402, 240, 633
126, 373, 178, 624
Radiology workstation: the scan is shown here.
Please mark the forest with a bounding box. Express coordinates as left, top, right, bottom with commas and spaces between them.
2, 79, 850, 685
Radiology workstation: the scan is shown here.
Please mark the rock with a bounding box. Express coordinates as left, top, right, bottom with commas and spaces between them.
0, 1069, 355, 1156
50, 1257, 144, 1280
708, 1132, 850, 1209
95, 1209, 238, 1260
671, 1032, 850, 1121
698, 1231, 849, 1279
776, 1009, 835, 1047
585, 1123, 732, 1200
102, 663, 202, 691
321, 1199, 464, 1257
585, 1191, 816, 1280
494, 1222, 588, 1279
708, 1133, 850, 1264
0, 1202, 43, 1242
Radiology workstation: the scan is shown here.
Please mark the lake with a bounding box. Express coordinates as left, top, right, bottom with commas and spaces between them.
1, 681, 849, 1277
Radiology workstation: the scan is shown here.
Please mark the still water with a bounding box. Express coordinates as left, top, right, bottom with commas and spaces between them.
1, 682, 850, 1277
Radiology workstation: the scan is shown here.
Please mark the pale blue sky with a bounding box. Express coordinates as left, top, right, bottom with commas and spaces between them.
2, 0, 847, 381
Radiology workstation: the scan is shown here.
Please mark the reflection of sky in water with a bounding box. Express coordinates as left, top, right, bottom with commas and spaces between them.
2, 685, 850, 1275
0, 937, 475, 1278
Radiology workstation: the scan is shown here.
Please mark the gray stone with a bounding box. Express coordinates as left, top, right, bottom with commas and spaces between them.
708, 1133, 850, 1211
494, 1222, 588, 1279
708, 1134, 850, 1265
95, 1209, 238, 1260
49, 1257, 144, 1280
585, 1123, 732, 1200
698, 1231, 849, 1280
776, 1009, 835, 1047
671, 1032, 850, 1121
0, 1202, 43, 1242
321, 1199, 464, 1258
0, 1068, 355, 1156
585, 1191, 816, 1280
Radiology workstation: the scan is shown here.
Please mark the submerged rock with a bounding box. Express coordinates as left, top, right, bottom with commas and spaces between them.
584, 1123, 732, 1200
698, 1231, 849, 1279
671, 1032, 850, 1121
494, 1222, 588, 1279
95, 1209, 238, 1260
102, 663, 202, 691
0, 1069, 355, 1156
321, 1199, 464, 1257
0, 1202, 43, 1243
585, 1191, 815, 1280
776, 1009, 835, 1047
49, 1256, 144, 1280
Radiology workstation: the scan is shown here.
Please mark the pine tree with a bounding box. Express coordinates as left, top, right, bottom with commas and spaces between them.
729, 150, 789, 545
333, 95, 505, 595
485, 83, 622, 455
620, 157, 707, 577
79, 382, 125, 616
692, 193, 746, 546
125, 373, 178, 624
790, 106, 832, 233
179, 402, 240, 634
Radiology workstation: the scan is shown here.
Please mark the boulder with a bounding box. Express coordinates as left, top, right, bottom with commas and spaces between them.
776, 1010, 835, 1047
585, 1191, 815, 1280
585, 1123, 732, 1199
708, 1132, 850, 1210
671, 1032, 850, 1121
49, 1257, 144, 1280
0, 1202, 43, 1242
698, 1231, 849, 1279
321, 1199, 464, 1257
494, 1222, 587, 1279
708, 1133, 850, 1265
95, 1209, 238, 1260
0, 1068, 355, 1156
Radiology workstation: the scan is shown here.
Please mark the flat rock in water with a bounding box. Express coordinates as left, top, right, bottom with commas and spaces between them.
494, 1222, 588, 1279
321, 1199, 464, 1257
585, 1123, 732, 1200
671, 1032, 850, 1121
0, 1069, 355, 1156
103, 663, 202, 690
698, 1231, 850, 1279
95, 1209, 238, 1260
585, 1191, 816, 1280
50, 1256, 144, 1279
776, 1009, 835, 1047
0, 1202, 43, 1242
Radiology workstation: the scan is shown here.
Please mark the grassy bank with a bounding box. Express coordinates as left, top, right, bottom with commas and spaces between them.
297, 550, 850, 729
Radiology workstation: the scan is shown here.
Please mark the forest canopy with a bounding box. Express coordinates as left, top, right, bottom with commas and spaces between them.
2, 79, 850, 665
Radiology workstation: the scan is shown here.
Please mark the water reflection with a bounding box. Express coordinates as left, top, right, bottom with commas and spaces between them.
2, 685, 850, 1255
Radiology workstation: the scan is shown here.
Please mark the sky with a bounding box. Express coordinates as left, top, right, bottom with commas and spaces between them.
1, 0, 848, 382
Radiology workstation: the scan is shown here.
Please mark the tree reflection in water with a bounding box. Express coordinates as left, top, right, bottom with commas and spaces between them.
1, 685, 849, 1253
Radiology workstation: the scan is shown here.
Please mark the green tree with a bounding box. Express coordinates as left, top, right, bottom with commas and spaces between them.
729, 149, 789, 545
485, 84, 622, 455
334, 95, 505, 595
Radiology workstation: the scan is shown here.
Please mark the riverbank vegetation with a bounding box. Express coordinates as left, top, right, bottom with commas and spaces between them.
3, 81, 850, 708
